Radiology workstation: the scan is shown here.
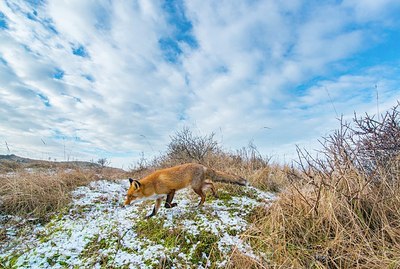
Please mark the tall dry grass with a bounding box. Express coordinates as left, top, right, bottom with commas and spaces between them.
231, 103, 400, 268
239, 171, 400, 268
0, 167, 127, 221
0, 170, 93, 220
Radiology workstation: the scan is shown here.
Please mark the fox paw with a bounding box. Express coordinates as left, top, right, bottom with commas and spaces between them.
165, 202, 178, 208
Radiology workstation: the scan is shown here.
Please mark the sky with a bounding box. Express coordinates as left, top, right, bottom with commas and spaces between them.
0, 0, 399, 169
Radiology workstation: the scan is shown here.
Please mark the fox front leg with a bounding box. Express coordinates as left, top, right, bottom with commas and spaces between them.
165, 190, 177, 208
146, 198, 162, 218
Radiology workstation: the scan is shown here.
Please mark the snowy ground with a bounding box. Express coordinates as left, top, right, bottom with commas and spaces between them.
0, 180, 274, 268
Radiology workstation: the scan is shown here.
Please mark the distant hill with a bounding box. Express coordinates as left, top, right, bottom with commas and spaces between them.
0, 154, 35, 163
0, 154, 105, 171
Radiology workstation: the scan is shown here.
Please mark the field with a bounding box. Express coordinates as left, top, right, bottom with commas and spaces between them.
1, 104, 400, 268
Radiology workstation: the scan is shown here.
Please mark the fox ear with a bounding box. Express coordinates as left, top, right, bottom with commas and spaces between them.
133, 180, 141, 189
129, 178, 134, 185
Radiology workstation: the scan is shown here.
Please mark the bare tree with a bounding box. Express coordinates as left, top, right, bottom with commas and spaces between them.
97, 158, 110, 168
167, 127, 220, 164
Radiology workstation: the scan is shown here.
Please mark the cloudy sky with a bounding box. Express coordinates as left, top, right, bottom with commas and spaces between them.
0, 0, 399, 169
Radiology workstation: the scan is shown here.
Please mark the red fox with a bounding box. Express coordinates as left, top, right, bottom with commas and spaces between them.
124, 163, 248, 218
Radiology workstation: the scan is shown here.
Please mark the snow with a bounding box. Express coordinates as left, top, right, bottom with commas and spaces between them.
0, 179, 275, 268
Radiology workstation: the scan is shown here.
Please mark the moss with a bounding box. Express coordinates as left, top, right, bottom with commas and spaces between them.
218, 184, 252, 198
226, 228, 238, 236
38, 236, 49, 243
79, 234, 119, 267
205, 189, 235, 206
144, 259, 153, 266
133, 218, 167, 241
189, 230, 221, 265
219, 191, 233, 201
37, 220, 67, 244
132, 215, 226, 266
0, 254, 20, 269
58, 260, 69, 267
46, 255, 57, 267
134, 217, 190, 252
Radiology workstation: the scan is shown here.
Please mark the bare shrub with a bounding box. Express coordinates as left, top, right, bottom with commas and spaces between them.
97, 158, 111, 168
166, 127, 220, 164
295, 102, 400, 205
353, 103, 400, 178
243, 102, 400, 268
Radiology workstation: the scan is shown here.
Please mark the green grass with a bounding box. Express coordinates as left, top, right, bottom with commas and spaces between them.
131, 205, 230, 267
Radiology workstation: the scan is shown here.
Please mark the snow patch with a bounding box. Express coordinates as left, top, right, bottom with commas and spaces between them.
1, 179, 275, 268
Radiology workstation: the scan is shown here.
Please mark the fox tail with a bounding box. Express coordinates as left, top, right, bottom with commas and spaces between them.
205, 168, 248, 186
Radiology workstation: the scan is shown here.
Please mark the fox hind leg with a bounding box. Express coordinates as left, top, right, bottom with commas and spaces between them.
165, 190, 177, 208
193, 188, 206, 207
201, 181, 218, 199
146, 197, 162, 218
203, 179, 218, 198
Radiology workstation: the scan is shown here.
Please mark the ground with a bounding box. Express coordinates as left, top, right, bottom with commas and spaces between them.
0, 180, 274, 268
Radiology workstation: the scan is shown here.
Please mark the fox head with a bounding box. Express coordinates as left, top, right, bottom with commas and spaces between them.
124, 178, 143, 205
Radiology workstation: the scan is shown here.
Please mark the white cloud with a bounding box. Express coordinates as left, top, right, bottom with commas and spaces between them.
343, 0, 400, 23
0, 0, 399, 168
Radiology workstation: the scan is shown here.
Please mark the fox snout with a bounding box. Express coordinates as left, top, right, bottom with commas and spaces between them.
124, 197, 135, 206
124, 194, 139, 206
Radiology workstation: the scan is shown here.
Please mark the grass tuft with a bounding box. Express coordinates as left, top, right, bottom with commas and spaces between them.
0, 167, 127, 221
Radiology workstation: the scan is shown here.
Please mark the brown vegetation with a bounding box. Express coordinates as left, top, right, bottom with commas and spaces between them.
236, 102, 400, 268
1, 102, 399, 268
0, 165, 127, 221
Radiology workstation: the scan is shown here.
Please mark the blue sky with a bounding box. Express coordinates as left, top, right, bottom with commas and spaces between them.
0, 0, 399, 169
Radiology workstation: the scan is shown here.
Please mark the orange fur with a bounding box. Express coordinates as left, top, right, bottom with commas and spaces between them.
124, 163, 247, 218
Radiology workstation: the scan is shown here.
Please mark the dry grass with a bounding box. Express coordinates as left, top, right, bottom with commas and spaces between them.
226, 248, 264, 269
0, 167, 128, 221
0, 160, 22, 173
248, 164, 290, 192
240, 173, 400, 268
0, 169, 91, 220
227, 103, 400, 268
